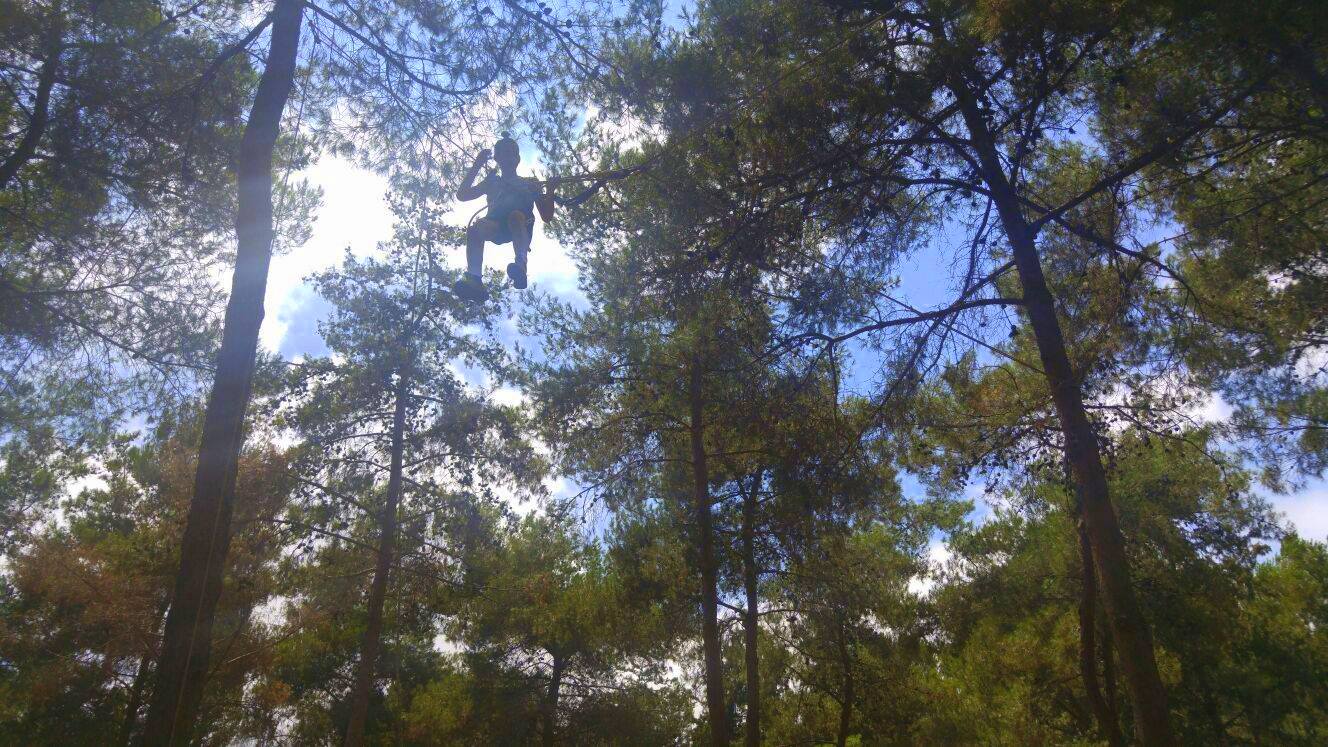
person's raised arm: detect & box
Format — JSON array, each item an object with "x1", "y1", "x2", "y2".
[{"x1": 455, "y1": 148, "x2": 490, "y2": 201}]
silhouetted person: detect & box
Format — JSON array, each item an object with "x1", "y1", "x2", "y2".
[{"x1": 453, "y1": 132, "x2": 553, "y2": 302}]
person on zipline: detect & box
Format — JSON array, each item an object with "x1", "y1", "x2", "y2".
[{"x1": 453, "y1": 132, "x2": 554, "y2": 302}]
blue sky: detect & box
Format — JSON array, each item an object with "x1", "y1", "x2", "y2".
[{"x1": 265, "y1": 140, "x2": 1327, "y2": 545}]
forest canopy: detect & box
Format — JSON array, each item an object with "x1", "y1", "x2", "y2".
[{"x1": 1, "y1": 0, "x2": 1326, "y2": 744}]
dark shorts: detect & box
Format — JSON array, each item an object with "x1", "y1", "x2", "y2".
[{"x1": 485, "y1": 207, "x2": 535, "y2": 245}]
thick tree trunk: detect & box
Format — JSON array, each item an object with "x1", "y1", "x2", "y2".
[
  {"x1": 0, "y1": 21, "x2": 60, "y2": 189},
  {"x1": 344, "y1": 377, "x2": 411, "y2": 746},
  {"x1": 542, "y1": 653, "x2": 565, "y2": 747},
  {"x1": 1079, "y1": 521, "x2": 1125, "y2": 747},
  {"x1": 741, "y1": 476, "x2": 761, "y2": 747},
  {"x1": 836, "y1": 697, "x2": 853, "y2": 747},
  {"x1": 952, "y1": 87, "x2": 1174, "y2": 746},
  {"x1": 140, "y1": 2, "x2": 301, "y2": 743},
  {"x1": 689, "y1": 360, "x2": 728, "y2": 747}
]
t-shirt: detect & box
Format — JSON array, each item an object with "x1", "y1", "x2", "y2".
[{"x1": 479, "y1": 172, "x2": 540, "y2": 219}]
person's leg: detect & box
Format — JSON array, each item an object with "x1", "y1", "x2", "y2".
[
  {"x1": 466, "y1": 219, "x2": 498, "y2": 277},
  {"x1": 457, "y1": 219, "x2": 499, "y2": 302},
  {"x1": 506, "y1": 211, "x2": 531, "y2": 289},
  {"x1": 508, "y1": 211, "x2": 530, "y2": 267}
]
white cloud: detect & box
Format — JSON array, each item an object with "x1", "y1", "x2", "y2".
[
  {"x1": 261, "y1": 155, "x2": 584, "y2": 357},
  {"x1": 262, "y1": 157, "x2": 392, "y2": 352},
  {"x1": 528, "y1": 227, "x2": 581, "y2": 295},
  {"x1": 66, "y1": 469, "x2": 109, "y2": 499},
  {"x1": 490, "y1": 386, "x2": 528, "y2": 408},
  {"x1": 1090, "y1": 372, "x2": 1235, "y2": 436},
  {"x1": 1295, "y1": 344, "x2": 1328, "y2": 381},
  {"x1": 1273, "y1": 479, "x2": 1328, "y2": 541},
  {"x1": 1190, "y1": 390, "x2": 1234, "y2": 424},
  {"x1": 907, "y1": 539, "x2": 952, "y2": 597},
  {"x1": 433, "y1": 634, "x2": 464, "y2": 655}
]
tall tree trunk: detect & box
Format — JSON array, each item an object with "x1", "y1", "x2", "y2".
[
  {"x1": 689, "y1": 359, "x2": 728, "y2": 747},
  {"x1": 542, "y1": 652, "x2": 566, "y2": 747},
  {"x1": 0, "y1": 16, "x2": 60, "y2": 190},
  {"x1": 953, "y1": 88, "x2": 1175, "y2": 746},
  {"x1": 835, "y1": 626, "x2": 853, "y2": 747},
  {"x1": 140, "y1": 2, "x2": 301, "y2": 743},
  {"x1": 741, "y1": 475, "x2": 761, "y2": 747},
  {"x1": 123, "y1": 602, "x2": 169, "y2": 747},
  {"x1": 344, "y1": 376, "x2": 411, "y2": 746},
  {"x1": 1103, "y1": 617, "x2": 1119, "y2": 726},
  {"x1": 1003, "y1": 203, "x2": 1172, "y2": 746},
  {"x1": 118, "y1": 651, "x2": 153, "y2": 747},
  {"x1": 1079, "y1": 520, "x2": 1125, "y2": 747}
]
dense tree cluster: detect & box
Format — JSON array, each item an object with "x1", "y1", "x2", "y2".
[{"x1": 2, "y1": 0, "x2": 1326, "y2": 744}]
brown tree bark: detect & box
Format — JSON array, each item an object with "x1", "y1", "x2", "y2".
[
  {"x1": 1079, "y1": 520, "x2": 1125, "y2": 747},
  {"x1": 140, "y1": 2, "x2": 302, "y2": 743},
  {"x1": 344, "y1": 376, "x2": 411, "y2": 746},
  {"x1": 947, "y1": 78, "x2": 1174, "y2": 745},
  {"x1": 741, "y1": 475, "x2": 762, "y2": 747},
  {"x1": 542, "y1": 652, "x2": 566, "y2": 747},
  {"x1": 1004, "y1": 199, "x2": 1173, "y2": 747},
  {"x1": 689, "y1": 359, "x2": 728, "y2": 747}
]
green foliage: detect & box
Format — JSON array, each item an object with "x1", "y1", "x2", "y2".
[
  {"x1": 0, "y1": 0, "x2": 289, "y2": 439},
  {"x1": 0, "y1": 410, "x2": 293, "y2": 744},
  {"x1": 4, "y1": 0, "x2": 1328, "y2": 743}
]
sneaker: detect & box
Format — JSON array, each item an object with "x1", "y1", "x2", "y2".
[
  {"x1": 453, "y1": 273, "x2": 488, "y2": 303},
  {"x1": 507, "y1": 261, "x2": 528, "y2": 290}
]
